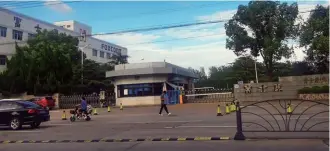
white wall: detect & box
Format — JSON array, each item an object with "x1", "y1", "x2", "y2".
[
  {"x1": 0, "y1": 8, "x2": 128, "y2": 71},
  {"x1": 118, "y1": 96, "x2": 161, "y2": 106},
  {"x1": 53, "y1": 20, "x2": 75, "y2": 31},
  {"x1": 54, "y1": 20, "x2": 92, "y2": 35}
]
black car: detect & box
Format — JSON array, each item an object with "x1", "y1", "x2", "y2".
[{"x1": 0, "y1": 99, "x2": 50, "y2": 130}]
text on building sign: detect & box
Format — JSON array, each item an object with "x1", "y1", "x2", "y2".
[
  {"x1": 303, "y1": 76, "x2": 329, "y2": 84},
  {"x1": 101, "y1": 44, "x2": 121, "y2": 54}
]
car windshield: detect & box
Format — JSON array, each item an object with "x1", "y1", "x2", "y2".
[{"x1": 18, "y1": 101, "x2": 43, "y2": 109}]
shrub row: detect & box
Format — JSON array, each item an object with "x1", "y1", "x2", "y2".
[{"x1": 298, "y1": 86, "x2": 329, "y2": 94}]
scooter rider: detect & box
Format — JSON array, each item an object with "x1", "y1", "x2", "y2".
[{"x1": 80, "y1": 97, "x2": 88, "y2": 115}]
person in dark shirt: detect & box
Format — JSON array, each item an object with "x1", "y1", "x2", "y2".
[
  {"x1": 80, "y1": 97, "x2": 88, "y2": 115},
  {"x1": 159, "y1": 91, "x2": 171, "y2": 116}
]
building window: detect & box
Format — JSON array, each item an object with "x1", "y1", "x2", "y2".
[
  {"x1": 0, "y1": 26, "x2": 7, "y2": 37},
  {"x1": 12, "y1": 30, "x2": 23, "y2": 40},
  {"x1": 0, "y1": 55, "x2": 6, "y2": 65},
  {"x1": 28, "y1": 33, "x2": 35, "y2": 39},
  {"x1": 106, "y1": 53, "x2": 111, "y2": 59},
  {"x1": 117, "y1": 83, "x2": 163, "y2": 98},
  {"x1": 14, "y1": 16, "x2": 22, "y2": 28},
  {"x1": 67, "y1": 25, "x2": 71, "y2": 28},
  {"x1": 92, "y1": 49, "x2": 98, "y2": 56},
  {"x1": 100, "y1": 51, "x2": 104, "y2": 58}
]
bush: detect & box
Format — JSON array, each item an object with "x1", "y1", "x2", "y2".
[
  {"x1": 298, "y1": 87, "x2": 310, "y2": 94},
  {"x1": 298, "y1": 85, "x2": 329, "y2": 94}
]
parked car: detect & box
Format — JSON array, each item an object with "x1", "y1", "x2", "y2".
[
  {"x1": 0, "y1": 99, "x2": 50, "y2": 130},
  {"x1": 31, "y1": 96, "x2": 55, "y2": 110}
]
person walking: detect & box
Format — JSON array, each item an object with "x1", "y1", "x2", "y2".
[{"x1": 159, "y1": 91, "x2": 171, "y2": 116}]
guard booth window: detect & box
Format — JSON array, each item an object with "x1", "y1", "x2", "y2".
[{"x1": 117, "y1": 83, "x2": 163, "y2": 98}]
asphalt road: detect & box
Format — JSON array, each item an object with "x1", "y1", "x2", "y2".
[
  {"x1": 0, "y1": 103, "x2": 328, "y2": 151},
  {"x1": 0, "y1": 140, "x2": 328, "y2": 151}
]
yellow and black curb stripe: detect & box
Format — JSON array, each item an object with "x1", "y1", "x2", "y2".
[{"x1": 0, "y1": 137, "x2": 230, "y2": 144}]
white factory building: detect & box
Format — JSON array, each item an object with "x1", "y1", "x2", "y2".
[{"x1": 0, "y1": 7, "x2": 127, "y2": 71}]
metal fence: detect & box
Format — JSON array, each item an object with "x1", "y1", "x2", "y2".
[
  {"x1": 234, "y1": 99, "x2": 329, "y2": 140},
  {"x1": 167, "y1": 90, "x2": 180, "y2": 104},
  {"x1": 184, "y1": 88, "x2": 233, "y2": 95},
  {"x1": 183, "y1": 89, "x2": 234, "y2": 103},
  {"x1": 58, "y1": 93, "x2": 116, "y2": 109}
]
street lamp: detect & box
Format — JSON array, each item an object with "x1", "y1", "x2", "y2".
[{"x1": 76, "y1": 44, "x2": 91, "y2": 84}]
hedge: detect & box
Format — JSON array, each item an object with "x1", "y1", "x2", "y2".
[{"x1": 297, "y1": 86, "x2": 329, "y2": 94}]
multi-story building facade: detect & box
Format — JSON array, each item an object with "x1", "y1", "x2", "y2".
[{"x1": 0, "y1": 7, "x2": 127, "y2": 71}]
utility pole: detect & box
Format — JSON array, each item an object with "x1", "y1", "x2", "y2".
[
  {"x1": 77, "y1": 31, "x2": 90, "y2": 85},
  {"x1": 254, "y1": 57, "x2": 259, "y2": 83},
  {"x1": 77, "y1": 44, "x2": 90, "y2": 85}
]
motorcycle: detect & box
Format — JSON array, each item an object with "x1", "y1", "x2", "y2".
[{"x1": 69, "y1": 104, "x2": 93, "y2": 122}]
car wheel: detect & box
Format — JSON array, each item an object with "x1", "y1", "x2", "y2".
[
  {"x1": 10, "y1": 118, "x2": 22, "y2": 130},
  {"x1": 30, "y1": 121, "x2": 41, "y2": 128}
]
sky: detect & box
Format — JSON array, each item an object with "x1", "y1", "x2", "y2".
[{"x1": 4, "y1": 0, "x2": 329, "y2": 74}]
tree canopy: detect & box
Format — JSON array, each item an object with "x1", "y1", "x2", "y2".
[
  {"x1": 299, "y1": 5, "x2": 329, "y2": 73},
  {"x1": 225, "y1": 1, "x2": 299, "y2": 80},
  {"x1": 190, "y1": 56, "x2": 316, "y2": 89}
]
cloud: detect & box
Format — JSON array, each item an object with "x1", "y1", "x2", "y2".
[
  {"x1": 44, "y1": 0, "x2": 72, "y2": 13},
  {"x1": 127, "y1": 42, "x2": 236, "y2": 73},
  {"x1": 93, "y1": 33, "x2": 160, "y2": 45},
  {"x1": 163, "y1": 25, "x2": 226, "y2": 42},
  {"x1": 197, "y1": 9, "x2": 236, "y2": 21},
  {"x1": 160, "y1": 9, "x2": 237, "y2": 43}
]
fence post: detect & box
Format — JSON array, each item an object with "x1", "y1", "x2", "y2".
[{"x1": 234, "y1": 101, "x2": 245, "y2": 140}]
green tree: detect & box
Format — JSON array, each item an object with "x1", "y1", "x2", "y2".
[
  {"x1": 228, "y1": 56, "x2": 265, "y2": 83},
  {"x1": 4, "y1": 44, "x2": 29, "y2": 93},
  {"x1": 108, "y1": 54, "x2": 129, "y2": 65},
  {"x1": 208, "y1": 65, "x2": 233, "y2": 88},
  {"x1": 0, "y1": 29, "x2": 120, "y2": 95},
  {"x1": 225, "y1": 1, "x2": 299, "y2": 80},
  {"x1": 187, "y1": 67, "x2": 208, "y2": 87},
  {"x1": 4, "y1": 29, "x2": 82, "y2": 95},
  {"x1": 291, "y1": 61, "x2": 314, "y2": 76},
  {"x1": 299, "y1": 5, "x2": 329, "y2": 73}
]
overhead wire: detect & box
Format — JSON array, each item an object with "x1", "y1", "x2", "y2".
[
  {"x1": 0, "y1": 12, "x2": 225, "y2": 46},
  {"x1": 85, "y1": 8, "x2": 322, "y2": 37},
  {"x1": 124, "y1": 33, "x2": 224, "y2": 46},
  {"x1": 0, "y1": 27, "x2": 225, "y2": 46},
  {"x1": 0, "y1": 1, "x2": 44, "y2": 7},
  {"x1": 102, "y1": 2, "x2": 226, "y2": 21},
  {"x1": 0, "y1": 1, "x2": 83, "y2": 9},
  {"x1": 89, "y1": 20, "x2": 225, "y2": 37}
]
